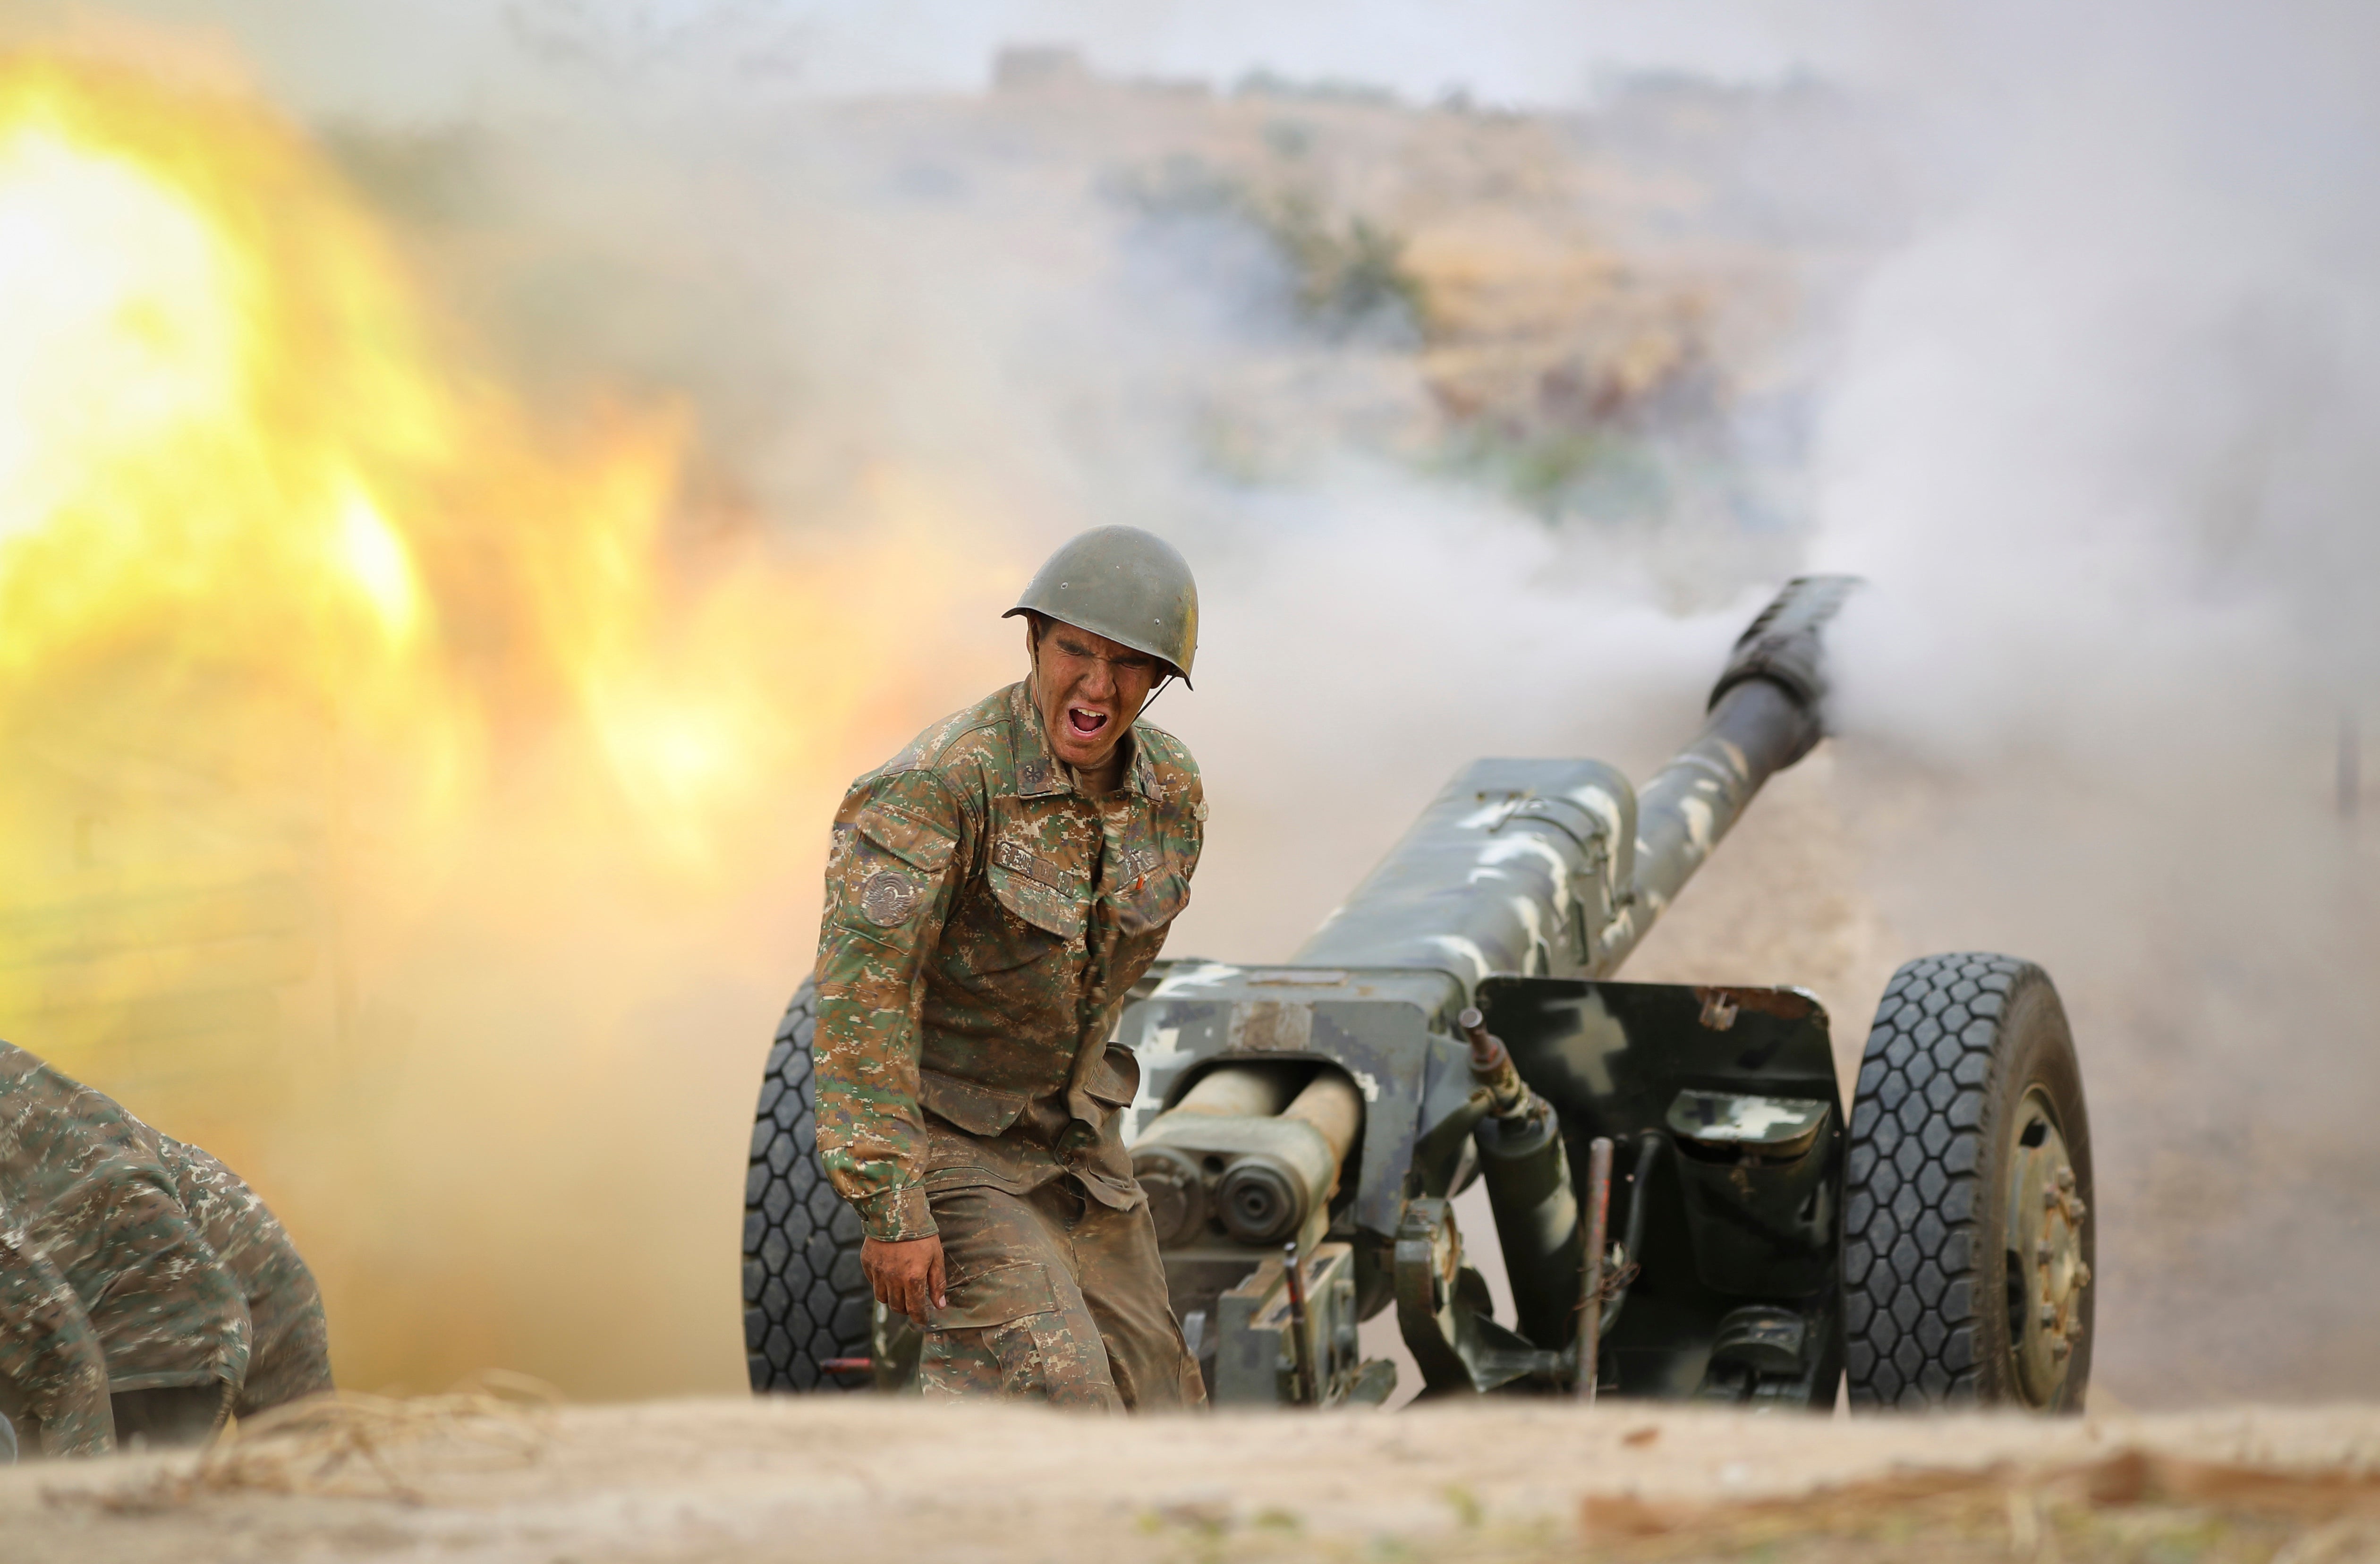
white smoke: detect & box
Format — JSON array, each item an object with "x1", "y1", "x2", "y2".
[
  {"x1": 1817, "y1": 2, "x2": 2380, "y2": 754},
  {"x1": 1802, "y1": 0, "x2": 2380, "y2": 1401}
]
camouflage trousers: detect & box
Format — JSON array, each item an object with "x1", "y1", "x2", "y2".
[{"x1": 919, "y1": 1180, "x2": 1204, "y2": 1411}]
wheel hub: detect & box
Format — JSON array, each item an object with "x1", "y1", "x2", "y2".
[{"x1": 2004, "y1": 1088, "x2": 2089, "y2": 1405}]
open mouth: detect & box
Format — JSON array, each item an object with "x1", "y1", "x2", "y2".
[{"x1": 1066, "y1": 706, "x2": 1110, "y2": 739}]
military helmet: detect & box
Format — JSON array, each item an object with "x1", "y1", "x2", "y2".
[{"x1": 1004, "y1": 525, "x2": 1199, "y2": 684}]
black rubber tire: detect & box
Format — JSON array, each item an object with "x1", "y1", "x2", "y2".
[
  {"x1": 1842, "y1": 953, "x2": 2094, "y2": 1411},
  {"x1": 743, "y1": 978, "x2": 875, "y2": 1392}
]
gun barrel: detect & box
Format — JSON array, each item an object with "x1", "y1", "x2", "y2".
[
  {"x1": 1287, "y1": 575, "x2": 1856, "y2": 997},
  {"x1": 1600, "y1": 576, "x2": 1856, "y2": 969},
  {"x1": 1633, "y1": 681, "x2": 1809, "y2": 919}
]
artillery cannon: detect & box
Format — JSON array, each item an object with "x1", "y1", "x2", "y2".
[{"x1": 744, "y1": 578, "x2": 2095, "y2": 1411}]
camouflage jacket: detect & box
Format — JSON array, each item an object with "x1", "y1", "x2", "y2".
[
  {"x1": 0, "y1": 1043, "x2": 333, "y2": 1456},
  {"x1": 812, "y1": 680, "x2": 1204, "y2": 1241}
]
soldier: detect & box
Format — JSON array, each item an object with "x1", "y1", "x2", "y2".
[
  {"x1": 0, "y1": 1041, "x2": 333, "y2": 1458},
  {"x1": 810, "y1": 525, "x2": 1207, "y2": 1409}
]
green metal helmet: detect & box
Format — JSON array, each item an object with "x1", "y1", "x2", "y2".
[{"x1": 1003, "y1": 525, "x2": 1199, "y2": 684}]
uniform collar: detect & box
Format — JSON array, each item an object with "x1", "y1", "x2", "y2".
[
  {"x1": 1125, "y1": 728, "x2": 1158, "y2": 800},
  {"x1": 1008, "y1": 679, "x2": 1156, "y2": 801}
]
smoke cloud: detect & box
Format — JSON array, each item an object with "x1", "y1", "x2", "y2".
[{"x1": 1803, "y1": 0, "x2": 2380, "y2": 1401}]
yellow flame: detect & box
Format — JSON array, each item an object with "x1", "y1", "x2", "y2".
[
  {"x1": 0, "y1": 52, "x2": 1024, "y2": 1395},
  {"x1": 0, "y1": 120, "x2": 236, "y2": 527},
  {"x1": 0, "y1": 56, "x2": 810, "y2": 850},
  {"x1": 331, "y1": 476, "x2": 422, "y2": 646}
]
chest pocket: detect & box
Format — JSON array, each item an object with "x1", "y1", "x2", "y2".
[
  {"x1": 986, "y1": 836, "x2": 1088, "y2": 942},
  {"x1": 1099, "y1": 799, "x2": 1193, "y2": 939},
  {"x1": 1106, "y1": 865, "x2": 1190, "y2": 938}
]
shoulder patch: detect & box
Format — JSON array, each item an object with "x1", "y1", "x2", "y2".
[{"x1": 858, "y1": 870, "x2": 927, "y2": 926}]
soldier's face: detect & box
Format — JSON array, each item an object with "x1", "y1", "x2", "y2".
[{"x1": 1029, "y1": 620, "x2": 1161, "y2": 770}]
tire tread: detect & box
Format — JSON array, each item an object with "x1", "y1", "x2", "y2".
[
  {"x1": 742, "y1": 980, "x2": 874, "y2": 1393},
  {"x1": 1843, "y1": 952, "x2": 2034, "y2": 1410}
]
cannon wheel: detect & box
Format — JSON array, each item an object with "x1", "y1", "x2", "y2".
[
  {"x1": 1843, "y1": 953, "x2": 2094, "y2": 1411},
  {"x1": 743, "y1": 978, "x2": 876, "y2": 1392}
]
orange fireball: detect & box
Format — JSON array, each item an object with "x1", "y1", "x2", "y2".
[{"x1": 0, "y1": 51, "x2": 1015, "y2": 1394}]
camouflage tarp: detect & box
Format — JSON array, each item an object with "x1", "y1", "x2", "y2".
[{"x1": 0, "y1": 1042, "x2": 332, "y2": 1456}]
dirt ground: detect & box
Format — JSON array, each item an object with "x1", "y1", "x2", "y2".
[{"x1": 8, "y1": 1397, "x2": 2379, "y2": 1564}]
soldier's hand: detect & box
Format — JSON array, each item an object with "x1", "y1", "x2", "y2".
[{"x1": 861, "y1": 1234, "x2": 946, "y2": 1321}]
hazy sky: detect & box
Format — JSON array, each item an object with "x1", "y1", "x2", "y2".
[{"x1": 14, "y1": 0, "x2": 1869, "y2": 120}]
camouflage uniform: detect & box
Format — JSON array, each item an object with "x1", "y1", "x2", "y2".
[
  {"x1": 812, "y1": 680, "x2": 1205, "y2": 1410},
  {"x1": 0, "y1": 1043, "x2": 333, "y2": 1457}
]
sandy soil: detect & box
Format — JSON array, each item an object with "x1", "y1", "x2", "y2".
[{"x1": 8, "y1": 1397, "x2": 2378, "y2": 1564}]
